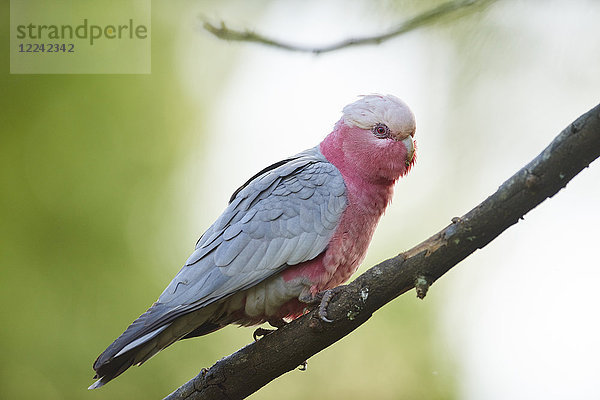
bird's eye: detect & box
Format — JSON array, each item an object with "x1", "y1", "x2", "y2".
[{"x1": 372, "y1": 123, "x2": 390, "y2": 138}]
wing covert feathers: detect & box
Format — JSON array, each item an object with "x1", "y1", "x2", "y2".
[{"x1": 90, "y1": 146, "x2": 347, "y2": 388}]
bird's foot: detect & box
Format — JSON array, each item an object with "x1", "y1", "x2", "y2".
[
  {"x1": 253, "y1": 318, "x2": 287, "y2": 341},
  {"x1": 268, "y1": 318, "x2": 287, "y2": 328},
  {"x1": 301, "y1": 285, "x2": 347, "y2": 323},
  {"x1": 253, "y1": 327, "x2": 274, "y2": 341}
]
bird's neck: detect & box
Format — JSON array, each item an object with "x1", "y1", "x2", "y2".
[{"x1": 320, "y1": 124, "x2": 397, "y2": 212}]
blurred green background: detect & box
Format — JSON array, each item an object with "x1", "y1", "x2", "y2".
[{"x1": 2, "y1": 1, "x2": 600, "y2": 399}]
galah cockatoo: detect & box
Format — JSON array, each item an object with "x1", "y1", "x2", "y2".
[{"x1": 90, "y1": 94, "x2": 416, "y2": 389}]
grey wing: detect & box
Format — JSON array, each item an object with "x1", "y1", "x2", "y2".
[
  {"x1": 90, "y1": 147, "x2": 347, "y2": 387},
  {"x1": 153, "y1": 146, "x2": 347, "y2": 326}
]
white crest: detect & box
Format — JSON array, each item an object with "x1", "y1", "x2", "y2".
[{"x1": 342, "y1": 94, "x2": 416, "y2": 136}]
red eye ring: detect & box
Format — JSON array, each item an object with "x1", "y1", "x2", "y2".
[{"x1": 372, "y1": 123, "x2": 390, "y2": 138}]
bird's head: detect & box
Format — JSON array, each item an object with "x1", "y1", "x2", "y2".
[{"x1": 321, "y1": 94, "x2": 416, "y2": 184}]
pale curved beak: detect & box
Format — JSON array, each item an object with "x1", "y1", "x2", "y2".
[{"x1": 401, "y1": 136, "x2": 415, "y2": 165}]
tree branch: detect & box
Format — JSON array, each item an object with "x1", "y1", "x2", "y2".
[
  {"x1": 164, "y1": 103, "x2": 600, "y2": 400},
  {"x1": 202, "y1": 0, "x2": 498, "y2": 54}
]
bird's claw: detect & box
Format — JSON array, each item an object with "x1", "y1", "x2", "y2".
[
  {"x1": 299, "y1": 286, "x2": 347, "y2": 323},
  {"x1": 318, "y1": 290, "x2": 336, "y2": 323},
  {"x1": 298, "y1": 360, "x2": 308, "y2": 371},
  {"x1": 253, "y1": 319, "x2": 287, "y2": 341},
  {"x1": 316, "y1": 286, "x2": 346, "y2": 323},
  {"x1": 253, "y1": 327, "x2": 274, "y2": 341}
]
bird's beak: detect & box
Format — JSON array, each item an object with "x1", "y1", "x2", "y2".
[{"x1": 401, "y1": 136, "x2": 415, "y2": 166}]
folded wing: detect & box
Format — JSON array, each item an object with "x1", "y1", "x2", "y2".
[{"x1": 91, "y1": 146, "x2": 347, "y2": 387}]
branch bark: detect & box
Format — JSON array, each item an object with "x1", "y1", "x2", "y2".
[
  {"x1": 202, "y1": 0, "x2": 498, "y2": 54},
  {"x1": 164, "y1": 103, "x2": 600, "y2": 400}
]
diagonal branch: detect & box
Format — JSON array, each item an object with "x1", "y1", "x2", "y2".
[
  {"x1": 164, "y1": 103, "x2": 600, "y2": 400},
  {"x1": 202, "y1": 0, "x2": 499, "y2": 54}
]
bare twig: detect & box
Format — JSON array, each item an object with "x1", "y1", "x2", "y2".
[
  {"x1": 164, "y1": 104, "x2": 600, "y2": 400},
  {"x1": 202, "y1": 0, "x2": 499, "y2": 54}
]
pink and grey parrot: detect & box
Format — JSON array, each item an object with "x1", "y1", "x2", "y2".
[{"x1": 90, "y1": 94, "x2": 416, "y2": 389}]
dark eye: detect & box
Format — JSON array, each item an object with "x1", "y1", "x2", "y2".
[{"x1": 372, "y1": 123, "x2": 390, "y2": 138}]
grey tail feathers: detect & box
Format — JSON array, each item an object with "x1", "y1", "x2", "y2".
[
  {"x1": 89, "y1": 304, "x2": 223, "y2": 389},
  {"x1": 89, "y1": 304, "x2": 173, "y2": 389}
]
